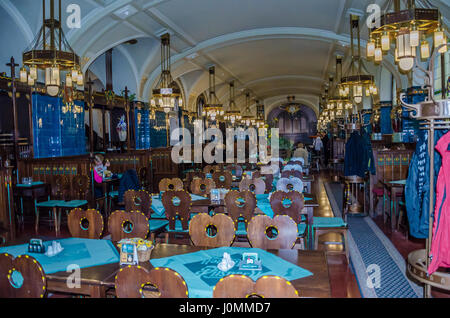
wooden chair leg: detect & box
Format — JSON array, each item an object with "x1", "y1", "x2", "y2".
[
  {"x1": 343, "y1": 229, "x2": 349, "y2": 265},
  {"x1": 164, "y1": 232, "x2": 169, "y2": 244},
  {"x1": 35, "y1": 208, "x2": 40, "y2": 234},
  {"x1": 150, "y1": 233, "x2": 155, "y2": 242}
]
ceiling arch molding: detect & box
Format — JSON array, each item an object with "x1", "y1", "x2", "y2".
[
  {"x1": 116, "y1": 45, "x2": 140, "y2": 95},
  {"x1": 0, "y1": 0, "x2": 34, "y2": 44}
]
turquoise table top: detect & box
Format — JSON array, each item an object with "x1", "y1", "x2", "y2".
[
  {"x1": 389, "y1": 180, "x2": 406, "y2": 185},
  {"x1": 150, "y1": 246, "x2": 313, "y2": 298},
  {"x1": 16, "y1": 181, "x2": 44, "y2": 187},
  {"x1": 0, "y1": 238, "x2": 119, "y2": 274}
]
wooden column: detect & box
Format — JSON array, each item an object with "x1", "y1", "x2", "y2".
[
  {"x1": 102, "y1": 106, "x2": 106, "y2": 152},
  {"x1": 105, "y1": 49, "x2": 113, "y2": 92},
  {"x1": 441, "y1": 53, "x2": 447, "y2": 100},
  {"x1": 124, "y1": 87, "x2": 131, "y2": 151},
  {"x1": 6, "y1": 57, "x2": 19, "y2": 167},
  {"x1": 27, "y1": 87, "x2": 34, "y2": 158},
  {"x1": 86, "y1": 78, "x2": 94, "y2": 154}
]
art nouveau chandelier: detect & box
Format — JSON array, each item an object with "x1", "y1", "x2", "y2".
[
  {"x1": 255, "y1": 101, "x2": 265, "y2": 128},
  {"x1": 151, "y1": 33, "x2": 181, "y2": 113},
  {"x1": 203, "y1": 66, "x2": 224, "y2": 121},
  {"x1": 366, "y1": 0, "x2": 444, "y2": 73},
  {"x1": 339, "y1": 15, "x2": 378, "y2": 105},
  {"x1": 327, "y1": 56, "x2": 352, "y2": 118},
  {"x1": 240, "y1": 92, "x2": 255, "y2": 126},
  {"x1": 223, "y1": 81, "x2": 241, "y2": 125},
  {"x1": 19, "y1": 0, "x2": 83, "y2": 96}
]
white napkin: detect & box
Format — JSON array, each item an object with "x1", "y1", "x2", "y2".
[{"x1": 217, "y1": 252, "x2": 235, "y2": 272}]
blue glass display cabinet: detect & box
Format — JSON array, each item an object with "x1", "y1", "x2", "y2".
[{"x1": 32, "y1": 93, "x2": 86, "y2": 158}]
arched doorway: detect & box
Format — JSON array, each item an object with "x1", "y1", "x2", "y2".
[{"x1": 267, "y1": 104, "x2": 317, "y2": 146}]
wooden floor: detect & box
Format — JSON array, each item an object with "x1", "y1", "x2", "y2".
[{"x1": 16, "y1": 169, "x2": 450, "y2": 298}]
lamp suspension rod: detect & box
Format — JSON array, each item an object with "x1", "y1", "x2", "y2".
[{"x1": 43, "y1": 0, "x2": 46, "y2": 50}]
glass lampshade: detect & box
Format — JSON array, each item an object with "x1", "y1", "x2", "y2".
[
  {"x1": 381, "y1": 32, "x2": 390, "y2": 51},
  {"x1": 29, "y1": 65, "x2": 37, "y2": 80},
  {"x1": 420, "y1": 41, "x2": 430, "y2": 59},
  {"x1": 20, "y1": 67, "x2": 27, "y2": 83},
  {"x1": 367, "y1": 41, "x2": 375, "y2": 57}
]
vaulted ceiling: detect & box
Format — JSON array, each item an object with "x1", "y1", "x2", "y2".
[{"x1": 0, "y1": 0, "x2": 449, "y2": 116}]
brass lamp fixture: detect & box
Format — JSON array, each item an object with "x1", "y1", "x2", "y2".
[
  {"x1": 20, "y1": 0, "x2": 82, "y2": 96},
  {"x1": 255, "y1": 101, "x2": 265, "y2": 128},
  {"x1": 339, "y1": 15, "x2": 378, "y2": 105},
  {"x1": 327, "y1": 56, "x2": 352, "y2": 118},
  {"x1": 151, "y1": 33, "x2": 181, "y2": 114},
  {"x1": 241, "y1": 92, "x2": 254, "y2": 126},
  {"x1": 367, "y1": 0, "x2": 444, "y2": 73},
  {"x1": 203, "y1": 66, "x2": 224, "y2": 121},
  {"x1": 223, "y1": 81, "x2": 241, "y2": 125}
]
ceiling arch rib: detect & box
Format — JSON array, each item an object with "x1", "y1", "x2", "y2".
[
  {"x1": 0, "y1": 0, "x2": 34, "y2": 44},
  {"x1": 142, "y1": 27, "x2": 352, "y2": 99}
]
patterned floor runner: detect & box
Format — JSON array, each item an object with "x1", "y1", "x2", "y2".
[{"x1": 324, "y1": 181, "x2": 423, "y2": 298}]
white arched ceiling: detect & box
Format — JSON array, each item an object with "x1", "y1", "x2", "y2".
[{"x1": 0, "y1": 0, "x2": 449, "y2": 113}]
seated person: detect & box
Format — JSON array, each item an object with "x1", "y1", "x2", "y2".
[
  {"x1": 293, "y1": 143, "x2": 309, "y2": 166},
  {"x1": 93, "y1": 154, "x2": 111, "y2": 199}
]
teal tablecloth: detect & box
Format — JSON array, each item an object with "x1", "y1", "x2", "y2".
[
  {"x1": 150, "y1": 246, "x2": 313, "y2": 298},
  {"x1": 16, "y1": 181, "x2": 44, "y2": 187},
  {"x1": 389, "y1": 179, "x2": 406, "y2": 185},
  {"x1": 0, "y1": 238, "x2": 119, "y2": 274},
  {"x1": 151, "y1": 194, "x2": 208, "y2": 218}
]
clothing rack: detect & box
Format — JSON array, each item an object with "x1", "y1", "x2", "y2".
[{"x1": 401, "y1": 45, "x2": 450, "y2": 297}]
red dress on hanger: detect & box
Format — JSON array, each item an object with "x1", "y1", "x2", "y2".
[{"x1": 429, "y1": 131, "x2": 450, "y2": 275}]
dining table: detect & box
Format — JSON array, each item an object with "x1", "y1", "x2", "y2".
[
  {"x1": 381, "y1": 179, "x2": 406, "y2": 231},
  {"x1": 0, "y1": 239, "x2": 331, "y2": 298}
]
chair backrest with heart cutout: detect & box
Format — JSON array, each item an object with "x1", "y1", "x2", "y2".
[
  {"x1": 67, "y1": 208, "x2": 104, "y2": 239},
  {"x1": 189, "y1": 213, "x2": 235, "y2": 247},
  {"x1": 212, "y1": 171, "x2": 232, "y2": 189},
  {"x1": 72, "y1": 175, "x2": 89, "y2": 199},
  {"x1": 190, "y1": 178, "x2": 215, "y2": 197},
  {"x1": 53, "y1": 175, "x2": 70, "y2": 200},
  {"x1": 158, "y1": 178, "x2": 184, "y2": 192},
  {"x1": 225, "y1": 164, "x2": 243, "y2": 177},
  {"x1": 270, "y1": 191, "x2": 305, "y2": 223},
  {"x1": 161, "y1": 190, "x2": 191, "y2": 231},
  {"x1": 213, "y1": 274, "x2": 299, "y2": 298},
  {"x1": 253, "y1": 171, "x2": 275, "y2": 194},
  {"x1": 108, "y1": 210, "x2": 149, "y2": 242},
  {"x1": 124, "y1": 190, "x2": 152, "y2": 217},
  {"x1": 115, "y1": 265, "x2": 188, "y2": 298},
  {"x1": 239, "y1": 178, "x2": 266, "y2": 195},
  {"x1": 276, "y1": 177, "x2": 304, "y2": 193},
  {"x1": 224, "y1": 190, "x2": 257, "y2": 229},
  {"x1": 247, "y1": 215, "x2": 298, "y2": 249},
  {"x1": 203, "y1": 165, "x2": 221, "y2": 174},
  {"x1": 281, "y1": 170, "x2": 302, "y2": 179},
  {"x1": 0, "y1": 253, "x2": 47, "y2": 298}
]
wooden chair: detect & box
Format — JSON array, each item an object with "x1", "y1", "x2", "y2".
[
  {"x1": 190, "y1": 178, "x2": 215, "y2": 197},
  {"x1": 158, "y1": 178, "x2": 184, "y2": 192},
  {"x1": 225, "y1": 164, "x2": 243, "y2": 178},
  {"x1": 247, "y1": 215, "x2": 298, "y2": 249},
  {"x1": 253, "y1": 170, "x2": 274, "y2": 193},
  {"x1": 67, "y1": 208, "x2": 104, "y2": 239},
  {"x1": 108, "y1": 210, "x2": 149, "y2": 242},
  {"x1": 124, "y1": 190, "x2": 152, "y2": 216},
  {"x1": 161, "y1": 190, "x2": 192, "y2": 243},
  {"x1": 124, "y1": 190, "x2": 167, "y2": 240},
  {"x1": 203, "y1": 165, "x2": 221, "y2": 174},
  {"x1": 189, "y1": 213, "x2": 236, "y2": 247},
  {"x1": 185, "y1": 171, "x2": 206, "y2": 190},
  {"x1": 270, "y1": 191, "x2": 307, "y2": 249},
  {"x1": 72, "y1": 175, "x2": 90, "y2": 200},
  {"x1": 212, "y1": 171, "x2": 232, "y2": 189},
  {"x1": 270, "y1": 191, "x2": 304, "y2": 223},
  {"x1": 213, "y1": 274, "x2": 299, "y2": 298},
  {"x1": 0, "y1": 253, "x2": 47, "y2": 298},
  {"x1": 281, "y1": 170, "x2": 302, "y2": 179},
  {"x1": 224, "y1": 190, "x2": 257, "y2": 237},
  {"x1": 239, "y1": 178, "x2": 266, "y2": 195},
  {"x1": 139, "y1": 167, "x2": 149, "y2": 190},
  {"x1": 115, "y1": 266, "x2": 188, "y2": 298},
  {"x1": 313, "y1": 220, "x2": 349, "y2": 264}
]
